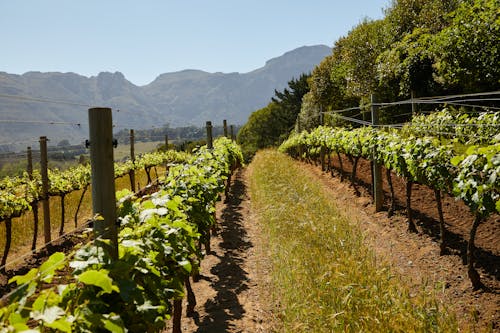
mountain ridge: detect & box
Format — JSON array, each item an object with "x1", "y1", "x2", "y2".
[{"x1": 0, "y1": 44, "x2": 331, "y2": 150}]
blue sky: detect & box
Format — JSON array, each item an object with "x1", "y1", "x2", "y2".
[{"x1": 1, "y1": 1, "x2": 389, "y2": 86}]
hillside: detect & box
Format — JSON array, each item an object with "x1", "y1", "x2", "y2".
[{"x1": 0, "y1": 45, "x2": 331, "y2": 151}]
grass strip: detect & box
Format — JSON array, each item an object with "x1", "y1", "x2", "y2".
[{"x1": 248, "y1": 149, "x2": 458, "y2": 332}]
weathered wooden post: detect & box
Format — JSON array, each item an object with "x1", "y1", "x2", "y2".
[
  {"x1": 27, "y1": 147, "x2": 39, "y2": 250},
  {"x1": 371, "y1": 95, "x2": 383, "y2": 211},
  {"x1": 223, "y1": 119, "x2": 228, "y2": 138},
  {"x1": 230, "y1": 125, "x2": 235, "y2": 141},
  {"x1": 129, "y1": 129, "x2": 136, "y2": 192},
  {"x1": 206, "y1": 121, "x2": 213, "y2": 149},
  {"x1": 39, "y1": 136, "x2": 51, "y2": 244},
  {"x1": 88, "y1": 107, "x2": 118, "y2": 259}
]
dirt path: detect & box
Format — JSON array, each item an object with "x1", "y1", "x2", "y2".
[
  {"x1": 164, "y1": 167, "x2": 274, "y2": 333},
  {"x1": 168, "y1": 160, "x2": 498, "y2": 332}
]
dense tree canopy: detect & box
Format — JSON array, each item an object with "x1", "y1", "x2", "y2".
[{"x1": 434, "y1": 0, "x2": 500, "y2": 92}]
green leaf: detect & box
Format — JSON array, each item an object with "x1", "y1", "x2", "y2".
[
  {"x1": 9, "y1": 268, "x2": 38, "y2": 285},
  {"x1": 31, "y1": 305, "x2": 65, "y2": 323},
  {"x1": 141, "y1": 200, "x2": 155, "y2": 210},
  {"x1": 45, "y1": 318, "x2": 72, "y2": 332},
  {"x1": 450, "y1": 155, "x2": 463, "y2": 166},
  {"x1": 496, "y1": 200, "x2": 500, "y2": 213},
  {"x1": 9, "y1": 312, "x2": 29, "y2": 330},
  {"x1": 39, "y1": 252, "x2": 66, "y2": 282},
  {"x1": 77, "y1": 269, "x2": 118, "y2": 294},
  {"x1": 178, "y1": 260, "x2": 192, "y2": 273},
  {"x1": 102, "y1": 314, "x2": 125, "y2": 333}
]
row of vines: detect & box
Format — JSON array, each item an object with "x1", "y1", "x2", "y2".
[
  {"x1": 0, "y1": 137, "x2": 243, "y2": 332},
  {"x1": 0, "y1": 150, "x2": 190, "y2": 273},
  {"x1": 279, "y1": 109, "x2": 499, "y2": 290}
]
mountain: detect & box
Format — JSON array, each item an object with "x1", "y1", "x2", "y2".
[{"x1": 0, "y1": 45, "x2": 331, "y2": 151}]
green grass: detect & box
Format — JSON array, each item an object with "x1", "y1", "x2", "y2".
[{"x1": 248, "y1": 149, "x2": 459, "y2": 332}]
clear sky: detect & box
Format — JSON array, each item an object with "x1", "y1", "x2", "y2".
[{"x1": 1, "y1": 1, "x2": 390, "y2": 86}]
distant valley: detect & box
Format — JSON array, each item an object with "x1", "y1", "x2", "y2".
[{"x1": 0, "y1": 45, "x2": 331, "y2": 150}]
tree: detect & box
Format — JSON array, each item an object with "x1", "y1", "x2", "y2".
[
  {"x1": 434, "y1": 0, "x2": 500, "y2": 93},
  {"x1": 384, "y1": 0, "x2": 459, "y2": 37},
  {"x1": 296, "y1": 92, "x2": 321, "y2": 132},
  {"x1": 337, "y1": 19, "x2": 391, "y2": 99},
  {"x1": 271, "y1": 73, "x2": 311, "y2": 129},
  {"x1": 376, "y1": 28, "x2": 441, "y2": 98},
  {"x1": 237, "y1": 102, "x2": 285, "y2": 158}
]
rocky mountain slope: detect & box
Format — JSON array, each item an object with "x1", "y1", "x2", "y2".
[{"x1": 0, "y1": 45, "x2": 331, "y2": 150}]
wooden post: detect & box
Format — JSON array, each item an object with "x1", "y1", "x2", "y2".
[
  {"x1": 88, "y1": 107, "x2": 118, "y2": 259},
  {"x1": 165, "y1": 134, "x2": 169, "y2": 150},
  {"x1": 39, "y1": 136, "x2": 51, "y2": 244},
  {"x1": 27, "y1": 147, "x2": 39, "y2": 250},
  {"x1": 27, "y1": 146, "x2": 33, "y2": 176},
  {"x1": 230, "y1": 125, "x2": 235, "y2": 141},
  {"x1": 129, "y1": 129, "x2": 136, "y2": 193},
  {"x1": 371, "y1": 95, "x2": 383, "y2": 212},
  {"x1": 206, "y1": 121, "x2": 213, "y2": 149},
  {"x1": 223, "y1": 119, "x2": 228, "y2": 138}
]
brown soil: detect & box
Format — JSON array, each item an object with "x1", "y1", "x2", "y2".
[
  {"x1": 164, "y1": 157, "x2": 498, "y2": 332},
  {"x1": 163, "y1": 167, "x2": 275, "y2": 333}
]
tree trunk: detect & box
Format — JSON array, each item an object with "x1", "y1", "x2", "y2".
[
  {"x1": 224, "y1": 173, "x2": 231, "y2": 202},
  {"x1": 128, "y1": 170, "x2": 136, "y2": 193},
  {"x1": 172, "y1": 299, "x2": 182, "y2": 333},
  {"x1": 31, "y1": 202, "x2": 39, "y2": 250},
  {"x1": 204, "y1": 228, "x2": 211, "y2": 254},
  {"x1": 59, "y1": 194, "x2": 66, "y2": 236},
  {"x1": 468, "y1": 215, "x2": 485, "y2": 290},
  {"x1": 370, "y1": 161, "x2": 374, "y2": 201},
  {"x1": 74, "y1": 184, "x2": 89, "y2": 228},
  {"x1": 406, "y1": 181, "x2": 418, "y2": 233},
  {"x1": 327, "y1": 149, "x2": 331, "y2": 173},
  {"x1": 386, "y1": 169, "x2": 395, "y2": 217},
  {"x1": 211, "y1": 211, "x2": 218, "y2": 236},
  {"x1": 434, "y1": 190, "x2": 447, "y2": 255},
  {"x1": 154, "y1": 166, "x2": 158, "y2": 181},
  {"x1": 320, "y1": 146, "x2": 326, "y2": 171},
  {"x1": 145, "y1": 167, "x2": 152, "y2": 184},
  {"x1": 337, "y1": 153, "x2": 344, "y2": 181},
  {"x1": 1, "y1": 218, "x2": 12, "y2": 274},
  {"x1": 351, "y1": 156, "x2": 359, "y2": 183},
  {"x1": 351, "y1": 156, "x2": 360, "y2": 196},
  {"x1": 185, "y1": 277, "x2": 196, "y2": 317}
]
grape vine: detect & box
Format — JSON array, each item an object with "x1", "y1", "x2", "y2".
[
  {"x1": 279, "y1": 119, "x2": 499, "y2": 289},
  {"x1": 0, "y1": 137, "x2": 243, "y2": 332}
]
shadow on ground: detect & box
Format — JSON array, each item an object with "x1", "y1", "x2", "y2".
[{"x1": 194, "y1": 169, "x2": 253, "y2": 332}]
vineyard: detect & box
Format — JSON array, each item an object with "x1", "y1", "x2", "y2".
[
  {"x1": 0, "y1": 107, "x2": 497, "y2": 331},
  {"x1": 0, "y1": 136, "x2": 243, "y2": 332},
  {"x1": 279, "y1": 108, "x2": 500, "y2": 290},
  {"x1": 0, "y1": 149, "x2": 190, "y2": 272}
]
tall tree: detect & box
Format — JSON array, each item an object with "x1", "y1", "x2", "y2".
[
  {"x1": 434, "y1": 0, "x2": 500, "y2": 93},
  {"x1": 384, "y1": 0, "x2": 459, "y2": 37},
  {"x1": 271, "y1": 73, "x2": 311, "y2": 128}
]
